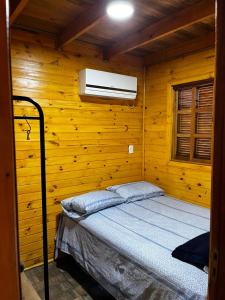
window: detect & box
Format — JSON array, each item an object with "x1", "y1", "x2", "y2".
[{"x1": 173, "y1": 79, "x2": 214, "y2": 164}]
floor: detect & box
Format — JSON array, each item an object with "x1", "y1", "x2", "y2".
[
  {"x1": 25, "y1": 257, "x2": 115, "y2": 300},
  {"x1": 21, "y1": 272, "x2": 41, "y2": 300}
]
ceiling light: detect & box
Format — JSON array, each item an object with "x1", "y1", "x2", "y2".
[{"x1": 106, "y1": 1, "x2": 134, "y2": 21}]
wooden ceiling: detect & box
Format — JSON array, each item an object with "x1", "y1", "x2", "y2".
[{"x1": 11, "y1": 0, "x2": 215, "y2": 65}]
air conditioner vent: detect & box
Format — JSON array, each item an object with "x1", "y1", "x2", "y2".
[{"x1": 79, "y1": 69, "x2": 137, "y2": 100}]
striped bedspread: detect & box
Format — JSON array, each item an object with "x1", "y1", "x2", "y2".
[{"x1": 55, "y1": 195, "x2": 210, "y2": 300}]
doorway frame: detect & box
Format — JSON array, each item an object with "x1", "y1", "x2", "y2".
[
  {"x1": 0, "y1": 0, "x2": 21, "y2": 299},
  {"x1": 208, "y1": 0, "x2": 225, "y2": 298},
  {"x1": 1, "y1": 0, "x2": 225, "y2": 299}
]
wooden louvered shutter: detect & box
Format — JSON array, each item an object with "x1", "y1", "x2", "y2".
[
  {"x1": 175, "y1": 87, "x2": 192, "y2": 159},
  {"x1": 173, "y1": 80, "x2": 213, "y2": 164},
  {"x1": 194, "y1": 83, "x2": 213, "y2": 161}
]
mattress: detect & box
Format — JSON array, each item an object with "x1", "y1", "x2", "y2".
[{"x1": 55, "y1": 195, "x2": 210, "y2": 300}]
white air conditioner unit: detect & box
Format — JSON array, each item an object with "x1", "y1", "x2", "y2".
[{"x1": 79, "y1": 69, "x2": 137, "y2": 100}]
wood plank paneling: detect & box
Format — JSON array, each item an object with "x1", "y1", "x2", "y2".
[
  {"x1": 11, "y1": 29, "x2": 144, "y2": 268},
  {"x1": 105, "y1": 0, "x2": 215, "y2": 59},
  {"x1": 10, "y1": 0, "x2": 29, "y2": 24},
  {"x1": 12, "y1": 27, "x2": 215, "y2": 270},
  {"x1": 144, "y1": 33, "x2": 215, "y2": 66},
  {"x1": 57, "y1": 0, "x2": 106, "y2": 47},
  {"x1": 144, "y1": 48, "x2": 215, "y2": 207}
]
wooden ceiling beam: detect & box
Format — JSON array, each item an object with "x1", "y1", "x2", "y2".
[
  {"x1": 105, "y1": 0, "x2": 215, "y2": 59},
  {"x1": 57, "y1": 0, "x2": 106, "y2": 48},
  {"x1": 10, "y1": 0, "x2": 29, "y2": 25},
  {"x1": 144, "y1": 32, "x2": 215, "y2": 66}
]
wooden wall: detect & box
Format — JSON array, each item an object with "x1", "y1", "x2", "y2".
[
  {"x1": 12, "y1": 27, "x2": 215, "y2": 268},
  {"x1": 11, "y1": 29, "x2": 144, "y2": 267},
  {"x1": 144, "y1": 48, "x2": 215, "y2": 208}
]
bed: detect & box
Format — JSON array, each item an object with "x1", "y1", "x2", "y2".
[{"x1": 55, "y1": 195, "x2": 210, "y2": 300}]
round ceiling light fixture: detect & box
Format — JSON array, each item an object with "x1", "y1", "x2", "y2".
[{"x1": 106, "y1": 1, "x2": 134, "y2": 21}]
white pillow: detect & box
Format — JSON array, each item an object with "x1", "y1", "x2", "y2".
[
  {"x1": 61, "y1": 190, "x2": 125, "y2": 216},
  {"x1": 107, "y1": 181, "x2": 164, "y2": 202}
]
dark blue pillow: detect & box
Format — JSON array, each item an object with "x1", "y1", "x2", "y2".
[{"x1": 172, "y1": 232, "x2": 209, "y2": 271}]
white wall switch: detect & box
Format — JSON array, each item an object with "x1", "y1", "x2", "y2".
[{"x1": 128, "y1": 145, "x2": 134, "y2": 154}]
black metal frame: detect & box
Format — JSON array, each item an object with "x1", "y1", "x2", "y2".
[{"x1": 13, "y1": 95, "x2": 49, "y2": 300}]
